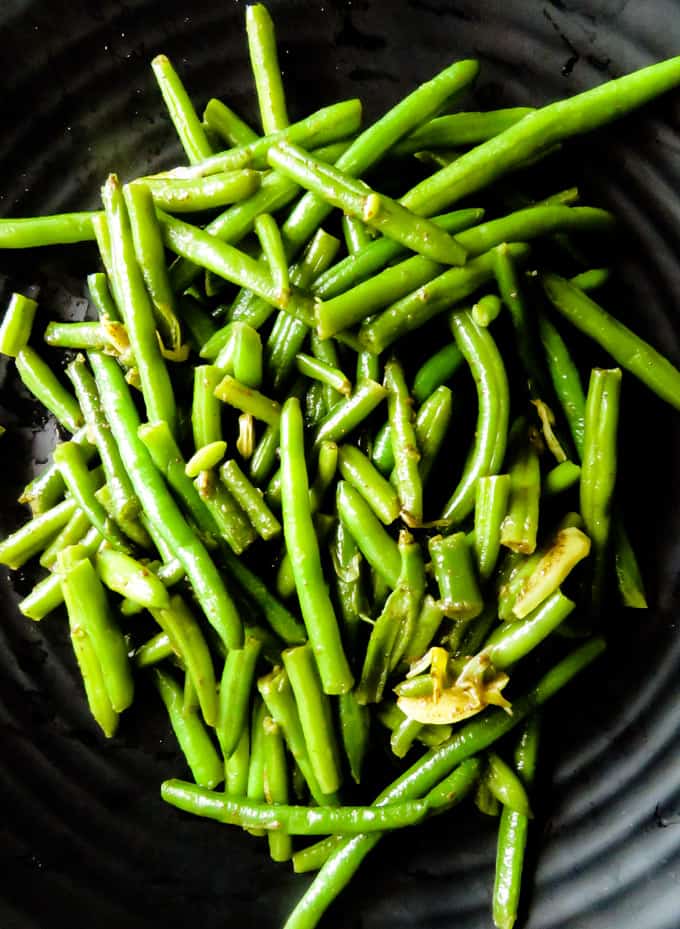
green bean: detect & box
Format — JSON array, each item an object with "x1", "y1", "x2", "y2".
[
  {"x1": 329, "y1": 518, "x2": 366, "y2": 656},
  {"x1": 342, "y1": 215, "x2": 371, "y2": 254},
  {"x1": 143, "y1": 170, "x2": 260, "y2": 213},
  {"x1": 493, "y1": 716, "x2": 541, "y2": 929},
  {"x1": 429, "y1": 532, "x2": 483, "y2": 621},
  {"x1": 67, "y1": 354, "x2": 141, "y2": 529},
  {"x1": 612, "y1": 515, "x2": 647, "y2": 609},
  {"x1": 220, "y1": 459, "x2": 281, "y2": 540},
  {"x1": 258, "y1": 666, "x2": 336, "y2": 806},
  {"x1": 43, "y1": 321, "x2": 108, "y2": 351},
  {"x1": 315, "y1": 378, "x2": 387, "y2": 446},
  {"x1": 338, "y1": 691, "x2": 370, "y2": 785},
  {"x1": 150, "y1": 593, "x2": 219, "y2": 728},
  {"x1": 52, "y1": 441, "x2": 130, "y2": 552},
  {"x1": 261, "y1": 716, "x2": 293, "y2": 862},
  {"x1": 40, "y1": 506, "x2": 91, "y2": 569},
  {"x1": 185, "y1": 441, "x2": 227, "y2": 478},
  {"x1": 18, "y1": 524, "x2": 101, "y2": 620},
  {"x1": 102, "y1": 175, "x2": 177, "y2": 434},
  {"x1": 486, "y1": 752, "x2": 531, "y2": 817},
  {"x1": 493, "y1": 243, "x2": 548, "y2": 397},
  {"x1": 0, "y1": 292, "x2": 38, "y2": 356},
  {"x1": 195, "y1": 469, "x2": 257, "y2": 555},
  {"x1": 153, "y1": 668, "x2": 222, "y2": 789},
  {"x1": 269, "y1": 142, "x2": 467, "y2": 266},
  {"x1": 95, "y1": 548, "x2": 170, "y2": 609},
  {"x1": 336, "y1": 481, "x2": 401, "y2": 588},
  {"x1": 19, "y1": 428, "x2": 95, "y2": 518},
  {"x1": 68, "y1": 602, "x2": 118, "y2": 738},
  {"x1": 217, "y1": 322, "x2": 264, "y2": 388},
  {"x1": 356, "y1": 350, "x2": 380, "y2": 384},
  {"x1": 580, "y1": 367, "x2": 621, "y2": 606},
  {"x1": 283, "y1": 644, "x2": 342, "y2": 795},
  {"x1": 296, "y1": 353, "x2": 352, "y2": 399},
  {"x1": 544, "y1": 460, "x2": 581, "y2": 496},
  {"x1": 394, "y1": 108, "x2": 534, "y2": 155},
  {"x1": 255, "y1": 213, "x2": 289, "y2": 303},
  {"x1": 0, "y1": 211, "x2": 99, "y2": 249},
  {"x1": 151, "y1": 54, "x2": 213, "y2": 165},
  {"x1": 0, "y1": 496, "x2": 79, "y2": 570},
  {"x1": 226, "y1": 726, "x2": 251, "y2": 797},
  {"x1": 570, "y1": 267, "x2": 610, "y2": 291},
  {"x1": 543, "y1": 272, "x2": 680, "y2": 410},
  {"x1": 284, "y1": 639, "x2": 604, "y2": 929},
  {"x1": 165, "y1": 99, "x2": 362, "y2": 179},
  {"x1": 472, "y1": 293, "x2": 502, "y2": 328},
  {"x1": 384, "y1": 360, "x2": 422, "y2": 526},
  {"x1": 400, "y1": 56, "x2": 680, "y2": 217},
  {"x1": 360, "y1": 244, "x2": 529, "y2": 355},
  {"x1": 218, "y1": 634, "x2": 263, "y2": 758},
  {"x1": 87, "y1": 271, "x2": 119, "y2": 323},
  {"x1": 91, "y1": 352, "x2": 243, "y2": 649},
  {"x1": 203, "y1": 98, "x2": 259, "y2": 147},
  {"x1": 160, "y1": 212, "x2": 316, "y2": 325},
  {"x1": 500, "y1": 436, "x2": 541, "y2": 555},
  {"x1": 190, "y1": 366, "x2": 223, "y2": 450},
  {"x1": 134, "y1": 630, "x2": 175, "y2": 668},
  {"x1": 162, "y1": 777, "x2": 432, "y2": 835},
  {"x1": 245, "y1": 3, "x2": 289, "y2": 134},
  {"x1": 474, "y1": 475, "x2": 511, "y2": 582},
  {"x1": 58, "y1": 548, "x2": 133, "y2": 713},
  {"x1": 123, "y1": 181, "x2": 183, "y2": 354},
  {"x1": 313, "y1": 209, "x2": 483, "y2": 303},
  {"x1": 442, "y1": 310, "x2": 510, "y2": 525},
  {"x1": 215, "y1": 375, "x2": 281, "y2": 425},
  {"x1": 15, "y1": 346, "x2": 83, "y2": 433},
  {"x1": 220, "y1": 547, "x2": 306, "y2": 645},
  {"x1": 280, "y1": 58, "x2": 479, "y2": 256},
  {"x1": 280, "y1": 398, "x2": 353, "y2": 695},
  {"x1": 413, "y1": 344, "x2": 462, "y2": 405},
  {"x1": 485, "y1": 590, "x2": 575, "y2": 668},
  {"x1": 390, "y1": 715, "x2": 425, "y2": 759},
  {"x1": 337, "y1": 445, "x2": 399, "y2": 526},
  {"x1": 292, "y1": 837, "x2": 343, "y2": 874},
  {"x1": 246, "y1": 700, "x2": 267, "y2": 836},
  {"x1": 357, "y1": 531, "x2": 425, "y2": 704},
  {"x1": 402, "y1": 595, "x2": 445, "y2": 664},
  {"x1": 537, "y1": 313, "x2": 586, "y2": 458}
]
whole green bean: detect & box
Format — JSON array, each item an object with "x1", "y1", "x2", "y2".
[
  {"x1": 280, "y1": 398, "x2": 353, "y2": 695},
  {"x1": 102, "y1": 175, "x2": 177, "y2": 434},
  {"x1": 151, "y1": 54, "x2": 214, "y2": 165},
  {"x1": 537, "y1": 312, "x2": 586, "y2": 458},
  {"x1": 485, "y1": 590, "x2": 575, "y2": 668},
  {"x1": 570, "y1": 267, "x2": 610, "y2": 291},
  {"x1": 442, "y1": 310, "x2": 510, "y2": 524},
  {"x1": 255, "y1": 213, "x2": 289, "y2": 303},
  {"x1": 400, "y1": 56, "x2": 680, "y2": 217},
  {"x1": 486, "y1": 752, "x2": 531, "y2": 817},
  {"x1": 15, "y1": 346, "x2": 83, "y2": 433}
]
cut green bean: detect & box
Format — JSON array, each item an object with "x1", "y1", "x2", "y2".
[
  {"x1": 0, "y1": 292, "x2": 38, "y2": 356},
  {"x1": 16, "y1": 346, "x2": 83, "y2": 433},
  {"x1": 0, "y1": 211, "x2": 99, "y2": 249},
  {"x1": 246, "y1": 3, "x2": 289, "y2": 134},
  {"x1": 218, "y1": 634, "x2": 263, "y2": 758},
  {"x1": 151, "y1": 54, "x2": 214, "y2": 165},
  {"x1": 215, "y1": 374, "x2": 281, "y2": 425},
  {"x1": 544, "y1": 459, "x2": 581, "y2": 496},
  {"x1": 185, "y1": 441, "x2": 227, "y2": 478},
  {"x1": 203, "y1": 97, "x2": 258, "y2": 146},
  {"x1": 337, "y1": 480, "x2": 401, "y2": 589},
  {"x1": 296, "y1": 353, "x2": 352, "y2": 399},
  {"x1": 385, "y1": 359, "x2": 422, "y2": 526},
  {"x1": 144, "y1": 170, "x2": 260, "y2": 213},
  {"x1": 429, "y1": 533, "x2": 483, "y2": 620},
  {"x1": 96, "y1": 548, "x2": 170, "y2": 610},
  {"x1": 220, "y1": 458, "x2": 282, "y2": 540},
  {"x1": 315, "y1": 379, "x2": 387, "y2": 446},
  {"x1": 338, "y1": 445, "x2": 400, "y2": 525},
  {"x1": 500, "y1": 437, "x2": 541, "y2": 555},
  {"x1": 195, "y1": 469, "x2": 257, "y2": 555}
]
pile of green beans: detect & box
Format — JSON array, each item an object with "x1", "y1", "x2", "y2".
[{"x1": 3, "y1": 5, "x2": 680, "y2": 927}]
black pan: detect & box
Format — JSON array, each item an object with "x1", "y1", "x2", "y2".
[{"x1": 0, "y1": 2, "x2": 679, "y2": 927}]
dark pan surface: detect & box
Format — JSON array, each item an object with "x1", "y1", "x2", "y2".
[{"x1": 0, "y1": 2, "x2": 679, "y2": 927}]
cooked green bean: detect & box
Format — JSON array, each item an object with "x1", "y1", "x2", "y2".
[
  {"x1": 395, "y1": 108, "x2": 534, "y2": 155},
  {"x1": 58, "y1": 548, "x2": 134, "y2": 713},
  {"x1": 40, "y1": 506, "x2": 91, "y2": 569},
  {"x1": 269, "y1": 142, "x2": 467, "y2": 266},
  {"x1": 0, "y1": 496, "x2": 78, "y2": 569},
  {"x1": 474, "y1": 475, "x2": 511, "y2": 582},
  {"x1": 151, "y1": 54, "x2": 214, "y2": 165},
  {"x1": 144, "y1": 170, "x2": 260, "y2": 212},
  {"x1": 203, "y1": 97, "x2": 259, "y2": 147},
  {"x1": 612, "y1": 515, "x2": 648, "y2": 609},
  {"x1": 191, "y1": 365, "x2": 224, "y2": 450},
  {"x1": 220, "y1": 458, "x2": 282, "y2": 540},
  {"x1": 280, "y1": 398, "x2": 353, "y2": 695},
  {"x1": 262, "y1": 715, "x2": 293, "y2": 862},
  {"x1": 185, "y1": 441, "x2": 227, "y2": 477},
  {"x1": 195, "y1": 469, "x2": 257, "y2": 555},
  {"x1": 96, "y1": 548, "x2": 170, "y2": 609},
  {"x1": 0, "y1": 292, "x2": 38, "y2": 356},
  {"x1": 580, "y1": 367, "x2": 621, "y2": 607},
  {"x1": 342, "y1": 215, "x2": 371, "y2": 254},
  {"x1": 15, "y1": 346, "x2": 83, "y2": 433},
  {"x1": 246, "y1": 3, "x2": 289, "y2": 133},
  {"x1": 215, "y1": 374, "x2": 281, "y2": 425},
  {"x1": 218, "y1": 634, "x2": 263, "y2": 758},
  {"x1": 537, "y1": 313, "x2": 586, "y2": 459},
  {"x1": 315, "y1": 379, "x2": 387, "y2": 446},
  {"x1": 44, "y1": 321, "x2": 109, "y2": 351},
  {"x1": 19, "y1": 525, "x2": 102, "y2": 620},
  {"x1": 500, "y1": 436, "x2": 541, "y2": 555},
  {"x1": 134, "y1": 631, "x2": 175, "y2": 668},
  {"x1": 337, "y1": 480, "x2": 401, "y2": 589},
  {"x1": 337, "y1": 445, "x2": 399, "y2": 525},
  {"x1": 543, "y1": 460, "x2": 581, "y2": 496},
  {"x1": 338, "y1": 691, "x2": 370, "y2": 785},
  {"x1": 296, "y1": 353, "x2": 352, "y2": 399},
  {"x1": 385, "y1": 359, "x2": 422, "y2": 526},
  {"x1": 226, "y1": 726, "x2": 251, "y2": 798},
  {"x1": 429, "y1": 533, "x2": 483, "y2": 621},
  {"x1": 255, "y1": 213, "x2": 290, "y2": 303},
  {"x1": 0, "y1": 211, "x2": 99, "y2": 249},
  {"x1": 442, "y1": 310, "x2": 510, "y2": 525}
]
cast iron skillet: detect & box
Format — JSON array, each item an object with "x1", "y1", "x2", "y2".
[{"x1": 0, "y1": 2, "x2": 679, "y2": 927}]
